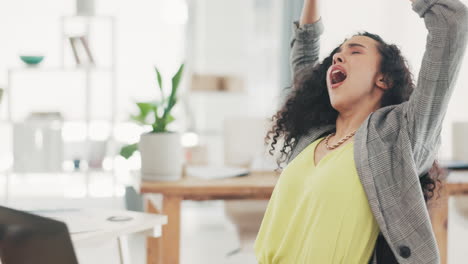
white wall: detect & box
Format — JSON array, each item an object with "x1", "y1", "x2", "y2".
[
  {"x1": 189, "y1": 0, "x2": 282, "y2": 121},
  {"x1": 185, "y1": 0, "x2": 283, "y2": 165}
]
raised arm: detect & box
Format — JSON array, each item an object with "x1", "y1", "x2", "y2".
[
  {"x1": 300, "y1": 0, "x2": 321, "y2": 26},
  {"x1": 290, "y1": 0, "x2": 324, "y2": 80},
  {"x1": 404, "y1": 0, "x2": 468, "y2": 149}
]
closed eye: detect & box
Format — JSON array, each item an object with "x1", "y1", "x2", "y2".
[{"x1": 352, "y1": 51, "x2": 360, "y2": 54}]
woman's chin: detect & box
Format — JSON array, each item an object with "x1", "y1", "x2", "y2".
[{"x1": 330, "y1": 98, "x2": 348, "y2": 112}]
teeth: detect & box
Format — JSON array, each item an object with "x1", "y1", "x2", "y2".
[{"x1": 332, "y1": 69, "x2": 346, "y2": 76}]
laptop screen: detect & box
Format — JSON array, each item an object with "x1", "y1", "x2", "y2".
[{"x1": 0, "y1": 206, "x2": 79, "y2": 264}]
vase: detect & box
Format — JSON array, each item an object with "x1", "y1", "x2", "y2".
[{"x1": 139, "y1": 132, "x2": 184, "y2": 181}]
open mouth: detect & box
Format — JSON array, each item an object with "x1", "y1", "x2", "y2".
[{"x1": 331, "y1": 70, "x2": 347, "y2": 85}]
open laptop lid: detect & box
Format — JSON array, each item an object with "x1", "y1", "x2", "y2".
[{"x1": 0, "y1": 206, "x2": 79, "y2": 264}]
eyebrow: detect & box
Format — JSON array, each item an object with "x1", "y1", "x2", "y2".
[{"x1": 337, "y1": 43, "x2": 367, "y2": 53}]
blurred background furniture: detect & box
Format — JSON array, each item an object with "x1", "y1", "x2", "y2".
[
  {"x1": 428, "y1": 170, "x2": 468, "y2": 264},
  {"x1": 4, "y1": 15, "x2": 118, "y2": 202},
  {"x1": 33, "y1": 207, "x2": 167, "y2": 264},
  {"x1": 222, "y1": 117, "x2": 277, "y2": 254},
  {"x1": 140, "y1": 171, "x2": 278, "y2": 264}
]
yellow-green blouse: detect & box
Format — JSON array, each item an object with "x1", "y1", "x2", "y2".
[{"x1": 254, "y1": 136, "x2": 379, "y2": 263}]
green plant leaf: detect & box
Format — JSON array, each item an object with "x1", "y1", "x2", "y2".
[
  {"x1": 130, "y1": 102, "x2": 158, "y2": 125},
  {"x1": 137, "y1": 102, "x2": 154, "y2": 116},
  {"x1": 163, "y1": 63, "x2": 184, "y2": 121},
  {"x1": 165, "y1": 114, "x2": 175, "y2": 125},
  {"x1": 152, "y1": 104, "x2": 168, "y2": 133},
  {"x1": 120, "y1": 143, "x2": 139, "y2": 159},
  {"x1": 171, "y1": 63, "x2": 185, "y2": 95},
  {"x1": 152, "y1": 123, "x2": 166, "y2": 133},
  {"x1": 165, "y1": 98, "x2": 177, "y2": 117},
  {"x1": 154, "y1": 66, "x2": 165, "y2": 104},
  {"x1": 152, "y1": 104, "x2": 160, "y2": 121}
]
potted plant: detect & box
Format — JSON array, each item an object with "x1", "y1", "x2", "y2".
[{"x1": 120, "y1": 63, "x2": 185, "y2": 181}]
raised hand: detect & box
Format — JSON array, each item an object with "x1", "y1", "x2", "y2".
[{"x1": 300, "y1": 0, "x2": 321, "y2": 26}]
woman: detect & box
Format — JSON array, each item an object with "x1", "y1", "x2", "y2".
[{"x1": 254, "y1": 0, "x2": 468, "y2": 263}]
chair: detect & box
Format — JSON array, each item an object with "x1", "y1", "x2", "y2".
[{"x1": 222, "y1": 116, "x2": 275, "y2": 255}]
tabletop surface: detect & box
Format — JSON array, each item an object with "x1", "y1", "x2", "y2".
[
  {"x1": 35, "y1": 208, "x2": 168, "y2": 246},
  {"x1": 447, "y1": 170, "x2": 468, "y2": 183},
  {"x1": 140, "y1": 170, "x2": 280, "y2": 199},
  {"x1": 140, "y1": 169, "x2": 468, "y2": 197}
]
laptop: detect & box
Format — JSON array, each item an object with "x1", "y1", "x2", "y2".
[{"x1": 0, "y1": 206, "x2": 79, "y2": 264}]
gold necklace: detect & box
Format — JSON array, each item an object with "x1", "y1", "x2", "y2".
[{"x1": 325, "y1": 130, "x2": 356, "y2": 150}]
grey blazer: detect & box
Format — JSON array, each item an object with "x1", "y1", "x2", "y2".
[{"x1": 287, "y1": 0, "x2": 468, "y2": 263}]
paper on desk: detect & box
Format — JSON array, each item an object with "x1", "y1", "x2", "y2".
[
  {"x1": 186, "y1": 165, "x2": 249, "y2": 179},
  {"x1": 32, "y1": 209, "x2": 107, "y2": 234}
]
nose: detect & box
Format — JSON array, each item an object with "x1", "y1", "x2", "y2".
[{"x1": 333, "y1": 53, "x2": 344, "y2": 64}]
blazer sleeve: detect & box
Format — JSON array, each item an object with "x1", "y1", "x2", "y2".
[
  {"x1": 405, "y1": 0, "x2": 468, "y2": 146},
  {"x1": 289, "y1": 17, "x2": 325, "y2": 85}
]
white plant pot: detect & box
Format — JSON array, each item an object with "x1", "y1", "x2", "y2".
[{"x1": 139, "y1": 132, "x2": 183, "y2": 181}]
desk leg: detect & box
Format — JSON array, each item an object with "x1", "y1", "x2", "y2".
[
  {"x1": 117, "y1": 237, "x2": 125, "y2": 264},
  {"x1": 428, "y1": 183, "x2": 449, "y2": 264},
  {"x1": 161, "y1": 195, "x2": 182, "y2": 264},
  {"x1": 146, "y1": 198, "x2": 162, "y2": 264}
]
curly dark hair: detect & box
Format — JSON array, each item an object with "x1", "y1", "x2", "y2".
[{"x1": 265, "y1": 31, "x2": 447, "y2": 204}]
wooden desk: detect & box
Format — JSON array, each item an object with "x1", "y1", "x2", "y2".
[
  {"x1": 140, "y1": 170, "x2": 279, "y2": 264},
  {"x1": 429, "y1": 170, "x2": 468, "y2": 264}
]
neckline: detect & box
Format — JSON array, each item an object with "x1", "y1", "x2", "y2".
[{"x1": 312, "y1": 136, "x2": 353, "y2": 168}]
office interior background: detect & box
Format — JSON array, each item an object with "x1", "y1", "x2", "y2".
[{"x1": 1, "y1": 0, "x2": 468, "y2": 263}]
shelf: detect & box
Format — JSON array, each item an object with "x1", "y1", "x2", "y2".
[
  {"x1": 60, "y1": 15, "x2": 115, "y2": 21},
  {"x1": 188, "y1": 90, "x2": 247, "y2": 95},
  {"x1": 0, "y1": 119, "x2": 116, "y2": 124},
  {"x1": 4, "y1": 168, "x2": 115, "y2": 175},
  {"x1": 1, "y1": 161, "x2": 118, "y2": 175},
  {"x1": 8, "y1": 66, "x2": 113, "y2": 73},
  {"x1": 1, "y1": 14, "x2": 120, "y2": 202}
]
